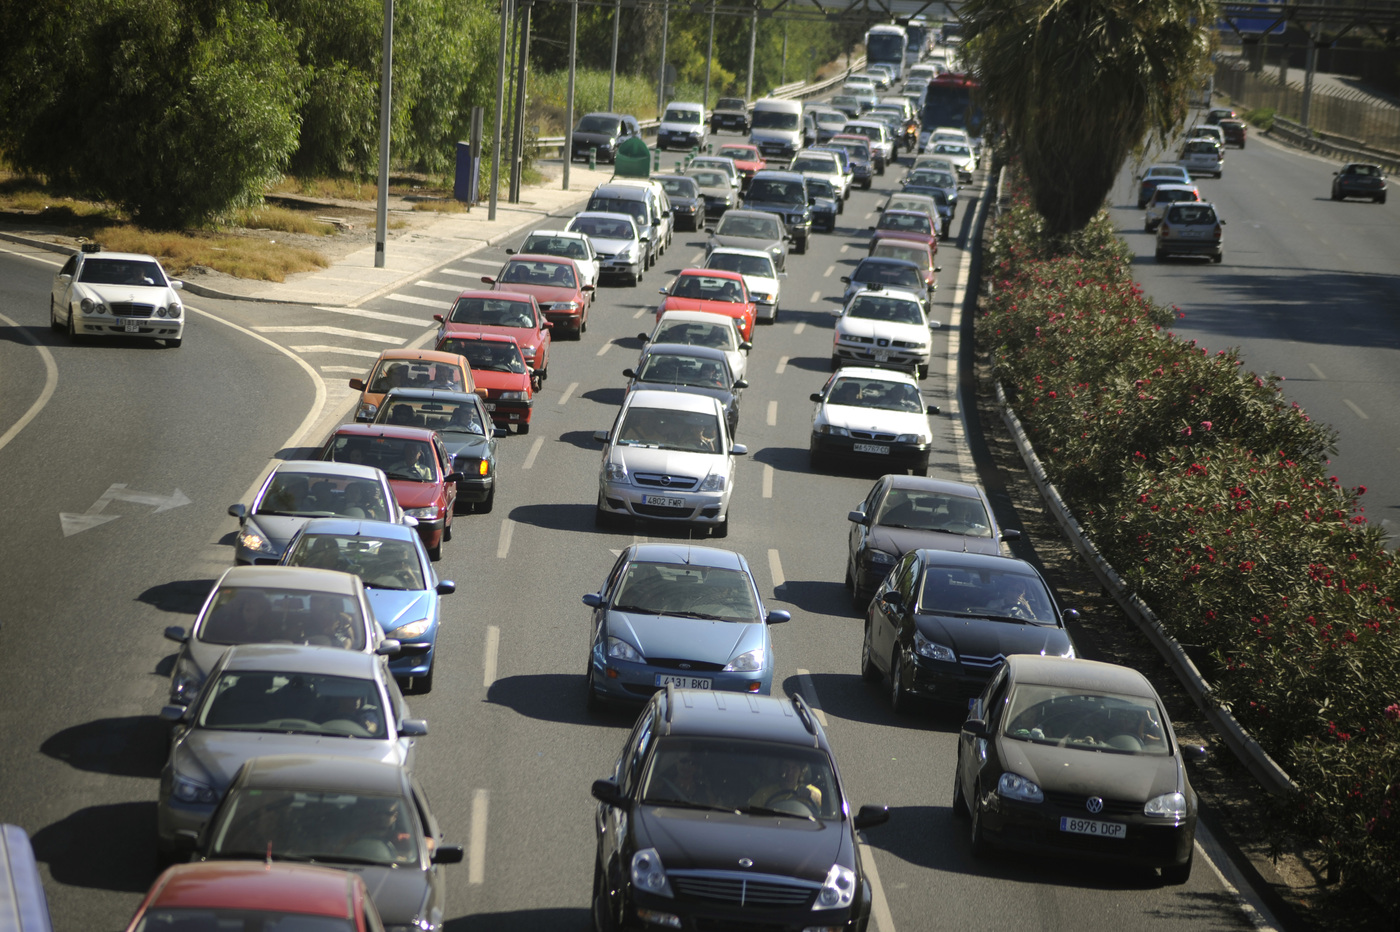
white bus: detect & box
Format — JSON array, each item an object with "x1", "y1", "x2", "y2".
[{"x1": 864, "y1": 24, "x2": 908, "y2": 82}]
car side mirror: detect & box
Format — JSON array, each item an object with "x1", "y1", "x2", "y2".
[
  {"x1": 880, "y1": 589, "x2": 904, "y2": 608},
  {"x1": 541, "y1": 320, "x2": 554, "y2": 329},
  {"x1": 731, "y1": 443, "x2": 747, "y2": 455},
  {"x1": 348, "y1": 378, "x2": 366, "y2": 391},
  {"x1": 766, "y1": 610, "x2": 791, "y2": 625},
  {"x1": 402, "y1": 515, "x2": 419, "y2": 528},
  {"x1": 593, "y1": 430, "x2": 610, "y2": 443},
  {"x1": 159, "y1": 704, "x2": 190, "y2": 723},
  {"x1": 1062, "y1": 608, "x2": 1082, "y2": 622},
  {"x1": 164, "y1": 626, "x2": 189, "y2": 644},
  {"x1": 961, "y1": 718, "x2": 990, "y2": 739},
  {"x1": 637, "y1": 332, "x2": 650, "y2": 342},
  {"x1": 437, "y1": 580, "x2": 456, "y2": 595},
  {"x1": 929, "y1": 319, "x2": 942, "y2": 329},
  {"x1": 659, "y1": 288, "x2": 668, "y2": 295},
  {"x1": 227, "y1": 503, "x2": 248, "y2": 522},
  {"x1": 377, "y1": 639, "x2": 402, "y2": 656},
  {"x1": 840, "y1": 276, "x2": 850, "y2": 284},
  {"x1": 810, "y1": 392, "x2": 824, "y2": 403},
  {"x1": 399, "y1": 718, "x2": 429, "y2": 737},
  {"x1": 492, "y1": 426, "x2": 509, "y2": 438},
  {"x1": 739, "y1": 341, "x2": 752, "y2": 351},
  {"x1": 1000, "y1": 529, "x2": 1022, "y2": 542},
  {"x1": 505, "y1": 248, "x2": 516, "y2": 255},
  {"x1": 1182, "y1": 744, "x2": 1209, "y2": 763},
  {"x1": 848, "y1": 509, "x2": 869, "y2": 525},
  {"x1": 433, "y1": 314, "x2": 445, "y2": 323},
  {"x1": 733, "y1": 379, "x2": 749, "y2": 390},
  {"x1": 432, "y1": 845, "x2": 465, "y2": 864},
  {"x1": 170, "y1": 280, "x2": 184, "y2": 291},
  {"x1": 582, "y1": 284, "x2": 596, "y2": 292},
  {"x1": 481, "y1": 276, "x2": 496, "y2": 284},
  {"x1": 934, "y1": 266, "x2": 943, "y2": 273},
  {"x1": 853, "y1": 804, "x2": 890, "y2": 831},
  {"x1": 622, "y1": 368, "x2": 637, "y2": 379},
  {"x1": 592, "y1": 778, "x2": 628, "y2": 809},
  {"x1": 582, "y1": 592, "x2": 603, "y2": 608}
]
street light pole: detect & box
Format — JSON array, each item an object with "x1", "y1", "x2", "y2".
[
  {"x1": 657, "y1": 0, "x2": 670, "y2": 113},
  {"x1": 509, "y1": 0, "x2": 533, "y2": 202},
  {"x1": 703, "y1": 5, "x2": 715, "y2": 108},
  {"x1": 608, "y1": 0, "x2": 621, "y2": 111},
  {"x1": 745, "y1": 5, "x2": 757, "y2": 101},
  {"x1": 374, "y1": 0, "x2": 394, "y2": 268},
  {"x1": 563, "y1": 0, "x2": 577, "y2": 189},
  {"x1": 488, "y1": 0, "x2": 512, "y2": 220}
]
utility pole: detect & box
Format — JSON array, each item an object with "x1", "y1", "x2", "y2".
[
  {"x1": 1301, "y1": 20, "x2": 1320, "y2": 128},
  {"x1": 374, "y1": 0, "x2": 393, "y2": 268},
  {"x1": 563, "y1": 0, "x2": 577, "y2": 189},
  {"x1": 608, "y1": 0, "x2": 621, "y2": 111},
  {"x1": 488, "y1": 0, "x2": 512, "y2": 220},
  {"x1": 781, "y1": 24, "x2": 787, "y2": 85},
  {"x1": 509, "y1": 0, "x2": 533, "y2": 202},
  {"x1": 745, "y1": 5, "x2": 757, "y2": 101},
  {"x1": 657, "y1": 0, "x2": 670, "y2": 112},
  {"x1": 703, "y1": 5, "x2": 715, "y2": 107}
]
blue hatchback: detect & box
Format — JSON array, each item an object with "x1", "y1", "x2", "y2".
[{"x1": 583, "y1": 544, "x2": 790, "y2": 708}]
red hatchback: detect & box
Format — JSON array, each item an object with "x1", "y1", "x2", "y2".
[
  {"x1": 434, "y1": 290, "x2": 552, "y2": 388},
  {"x1": 125, "y1": 861, "x2": 384, "y2": 932},
  {"x1": 715, "y1": 143, "x2": 768, "y2": 187},
  {"x1": 482, "y1": 254, "x2": 593, "y2": 339},
  {"x1": 320, "y1": 424, "x2": 460, "y2": 559},
  {"x1": 868, "y1": 209, "x2": 939, "y2": 252},
  {"x1": 435, "y1": 328, "x2": 535, "y2": 433},
  {"x1": 655, "y1": 269, "x2": 758, "y2": 342}
]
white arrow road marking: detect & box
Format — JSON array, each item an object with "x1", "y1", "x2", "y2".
[{"x1": 60, "y1": 483, "x2": 192, "y2": 537}]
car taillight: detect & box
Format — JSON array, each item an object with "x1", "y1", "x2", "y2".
[
  {"x1": 1214, "y1": 225, "x2": 1223, "y2": 240},
  {"x1": 1160, "y1": 223, "x2": 1170, "y2": 236}
]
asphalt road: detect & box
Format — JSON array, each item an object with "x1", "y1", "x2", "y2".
[
  {"x1": 2, "y1": 144, "x2": 1265, "y2": 930},
  {"x1": 1108, "y1": 124, "x2": 1400, "y2": 542}
]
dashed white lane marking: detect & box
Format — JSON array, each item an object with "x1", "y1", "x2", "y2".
[
  {"x1": 864, "y1": 211, "x2": 876, "y2": 220},
  {"x1": 1344, "y1": 399, "x2": 1370, "y2": 420},
  {"x1": 776, "y1": 356, "x2": 789, "y2": 374},
  {"x1": 810, "y1": 290, "x2": 822, "y2": 303},
  {"x1": 312, "y1": 306, "x2": 428, "y2": 326},
  {"x1": 385, "y1": 292, "x2": 451, "y2": 309},
  {"x1": 522, "y1": 436, "x2": 544, "y2": 469},
  {"x1": 840, "y1": 243, "x2": 851, "y2": 253},
  {"x1": 256, "y1": 325, "x2": 404, "y2": 342},
  {"x1": 690, "y1": 252, "x2": 705, "y2": 265},
  {"x1": 793, "y1": 669, "x2": 828, "y2": 727},
  {"x1": 824, "y1": 265, "x2": 836, "y2": 277},
  {"x1": 766, "y1": 401, "x2": 778, "y2": 426},
  {"x1": 633, "y1": 307, "x2": 648, "y2": 318},
  {"x1": 768, "y1": 549, "x2": 785, "y2": 589},
  {"x1": 291, "y1": 345, "x2": 384, "y2": 358},
  {"x1": 468, "y1": 789, "x2": 489, "y2": 885},
  {"x1": 415, "y1": 279, "x2": 466, "y2": 292},
  {"x1": 1308, "y1": 363, "x2": 1327, "y2": 380},
  {"x1": 558, "y1": 381, "x2": 579, "y2": 405},
  {"x1": 483, "y1": 626, "x2": 500, "y2": 688},
  {"x1": 793, "y1": 322, "x2": 805, "y2": 336},
  {"x1": 596, "y1": 341, "x2": 614, "y2": 356},
  {"x1": 497, "y1": 518, "x2": 515, "y2": 558},
  {"x1": 763, "y1": 464, "x2": 774, "y2": 498}
]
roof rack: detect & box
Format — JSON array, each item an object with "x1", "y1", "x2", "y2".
[{"x1": 791, "y1": 693, "x2": 821, "y2": 745}]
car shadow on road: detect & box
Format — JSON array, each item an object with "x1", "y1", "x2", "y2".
[
  {"x1": 136, "y1": 578, "x2": 216, "y2": 615},
  {"x1": 508, "y1": 502, "x2": 597, "y2": 533},
  {"x1": 781, "y1": 355, "x2": 834, "y2": 374},
  {"x1": 31, "y1": 801, "x2": 160, "y2": 893},
  {"x1": 273, "y1": 445, "x2": 321, "y2": 460},
  {"x1": 777, "y1": 308, "x2": 836, "y2": 329},
  {"x1": 557, "y1": 430, "x2": 606, "y2": 452},
  {"x1": 445, "y1": 908, "x2": 591, "y2": 932},
  {"x1": 486, "y1": 672, "x2": 630, "y2": 729},
  {"x1": 41, "y1": 716, "x2": 168, "y2": 779},
  {"x1": 0, "y1": 324, "x2": 63, "y2": 349},
  {"x1": 792, "y1": 671, "x2": 963, "y2": 734},
  {"x1": 775, "y1": 578, "x2": 860, "y2": 618},
  {"x1": 580, "y1": 386, "x2": 627, "y2": 407},
  {"x1": 750, "y1": 445, "x2": 813, "y2": 475}
]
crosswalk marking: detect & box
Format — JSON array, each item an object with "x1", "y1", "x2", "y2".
[
  {"x1": 291, "y1": 345, "x2": 385, "y2": 358},
  {"x1": 321, "y1": 365, "x2": 367, "y2": 375},
  {"x1": 457, "y1": 256, "x2": 504, "y2": 267},
  {"x1": 415, "y1": 280, "x2": 466, "y2": 292},
  {"x1": 256, "y1": 325, "x2": 404, "y2": 342},
  {"x1": 386, "y1": 292, "x2": 451, "y2": 309},
  {"x1": 313, "y1": 306, "x2": 429, "y2": 326}
]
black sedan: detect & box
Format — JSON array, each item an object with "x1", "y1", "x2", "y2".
[
  {"x1": 624, "y1": 343, "x2": 747, "y2": 436},
  {"x1": 1331, "y1": 162, "x2": 1387, "y2": 203},
  {"x1": 954, "y1": 655, "x2": 1205, "y2": 884},
  {"x1": 656, "y1": 174, "x2": 703, "y2": 232},
  {"x1": 846, "y1": 475, "x2": 1021, "y2": 606},
  {"x1": 371, "y1": 388, "x2": 502, "y2": 514},
  {"x1": 861, "y1": 549, "x2": 1078, "y2": 712},
  {"x1": 590, "y1": 687, "x2": 889, "y2": 932}
]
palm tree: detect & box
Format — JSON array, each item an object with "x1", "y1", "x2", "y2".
[{"x1": 963, "y1": 0, "x2": 1215, "y2": 235}]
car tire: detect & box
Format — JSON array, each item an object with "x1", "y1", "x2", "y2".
[
  {"x1": 917, "y1": 363, "x2": 929, "y2": 379},
  {"x1": 951, "y1": 756, "x2": 970, "y2": 820},
  {"x1": 475, "y1": 485, "x2": 496, "y2": 514},
  {"x1": 889, "y1": 647, "x2": 910, "y2": 713},
  {"x1": 591, "y1": 858, "x2": 618, "y2": 931},
  {"x1": 809, "y1": 441, "x2": 827, "y2": 473},
  {"x1": 795, "y1": 236, "x2": 807, "y2": 255},
  {"x1": 1155, "y1": 250, "x2": 1167, "y2": 262},
  {"x1": 166, "y1": 338, "x2": 182, "y2": 348},
  {"x1": 427, "y1": 539, "x2": 442, "y2": 561},
  {"x1": 860, "y1": 623, "x2": 881, "y2": 682},
  {"x1": 969, "y1": 788, "x2": 991, "y2": 857},
  {"x1": 49, "y1": 298, "x2": 62, "y2": 332},
  {"x1": 1144, "y1": 219, "x2": 1154, "y2": 232},
  {"x1": 595, "y1": 504, "x2": 619, "y2": 530},
  {"x1": 443, "y1": 520, "x2": 452, "y2": 542},
  {"x1": 67, "y1": 310, "x2": 80, "y2": 343},
  {"x1": 837, "y1": 199, "x2": 845, "y2": 214},
  {"x1": 518, "y1": 422, "x2": 530, "y2": 435},
  {"x1": 844, "y1": 561, "x2": 856, "y2": 592},
  {"x1": 1379, "y1": 193, "x2": 1387, "y2": 204},
  {"x1": 1331, "y1": 190, "x2": 1342, "y2": 201},
  {"x1": 862, "y1": 179, "x2": 872, "y2": 190},
  {"x1": 710, "y1": 514, "x2": 729, "y2": 538},
  {"x1": 830, "y1": 354, "x2": 841, "y2": 372},
  {"x1": 585, "y1": 664, "x2": 604, "y2": 714},
  {"x1": 1212, "y1": 252, "x2": 1224, "y2": 264},
  {"x1": 1160, "y1": 850, "x2": 1193, "y2": 885},
  {"x1": 414, "y1": 665, "x2": 435, "y2": 694}
]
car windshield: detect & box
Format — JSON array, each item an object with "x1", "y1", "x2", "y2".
[
  {"x1": 132, "y1": 910, "x2": 356, "y2": 931},
  {"x1": 917, "y1": 566, "x2": 1057, "y2": 623},
  {"x1": 198, "y1": 672, "x2": 387, "y2": 738},
  {"x1": 664, "y1": 108, "x2": 701, "y2": 124},
  {"x1": 209, "y1": 788, "x2": 417, "y2": 866},
  {"x1": 748, "y1": 179, "x2": 804, "y2": 205},
  {"x1": 637, "y1": 352, "x2": 729, "y2": 389},
  {"x1": 447, "y1": 296, "x2": 536, "y2": 328},
  {"x1": 499, "y1": 259, "x2": 577, "y2": 289},
  {"x1": 670, "y1": 274, "x2": 745, "y2": 302},
  {"x1": 934, "y1": 143, "x2": 969, "y2": 156},
  {"x1": 707, "y1": 253, "x2": 774, "y2": 277},
  {"x1": 325, "y1": 435, "x2": 438, "y2": 483},
  {"x1": 576, "y1": 115, "x2": 621, "y2": 134},
  {"x1": 908, "y1": 170, "x2": 954, "y2": 189},
  {"x1": 1183, "y1": 140, "x2": 1219, "y2": 154},
  {"x1": 790, "y1": 156, "x2": 835, "y2": 174},
  {"x1": 848, "y1": 295, "x2": 923, "y2": 324},
  {"x1": 815, "y1": 112, "x2": 846, "y2": 127},
  {"x1": 827, "y1": 376, "x2": 922, "y2": 411},
  {"x1": 875, "y1": 490, "x2": 990, "y2": 533},
  {"x1": 717, "y1": 147, "x2": 755, "y2": 160},
  {"x1": 587, "y1": 197, "x2": 648, "y2": 224},
  {"x1": 256, "y1": 474, "x2": 391, "y2": 523},
  {"x1": 77, "y1": 257, "x2": 166, "y2": 286},
  {"x1": 640, "y1": 738, "x2": 840, "y2": 820},
  {"x1": 612, "y1": 562, "x2": 759, "y2": 621},
  {"x1": 441, "y1": 339, "x2": 527, "y2": 374},
  {"x1": 367, "y1": 359, "x2": 465, "y2": 394},
  {"x1": 654, "y1": 320, "x2": 735, "y2": 350},
  {"x1": 854, "y1": 263, "x2": 923, "y2": 291},
  {"x1": 1166, "y1": 205, "x2": 1217, "y2": 225},
  {"x1": 285, "y1": 534, "x2": 425, "y2": 591},
  {"x1": 806, "y1": 179, "x2": 836, "y2": 198},
  {"x1": 717, "y1": 98, "x2": 745, "y2": 111},
  {"x1": 375, "y1": 396, "x2": 485, "y2": 435},
  {"x1": 1003, "y1": 685, "x2": 1172, "y2": 756},
  {"x1": 751, "y1": 109, "x2": 799, "y2": 130},
  {"x1": 877, "y1": 213, "x2": 932, "y2": 234},
  {"x1": 614, "y1": 407, "x2": 723, "y2": 454},
  {"x1": 872, "y1": 242, "x2": 930, "y2": 268},
  {"x1": 197, "y1": 586, "x2": 368, "y2": 648},
  {"x1": 688, "y1": 171, "x2": 728, "y2": 189},
  {"x1": 570, "y1": 216, "x2": 634, "y2": 240},
  {"x1": 715, "y1": 214, "x2": 780, "y2": 239},
  {"x1": 831, "y1": 141, "x2": 870, "y2": 160},
  {"x1": 522, "y1": 235, "x2": 589, "y2": 260},
  {"x1": 660, "y1": 177, "x2": 697, "y2": 198},
  {"x1": 691, "y1": 159, "x2": 733, "y2": 176}
]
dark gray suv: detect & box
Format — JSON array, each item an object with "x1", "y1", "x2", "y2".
[{"x1": 743, "y1": 170, "x2": 813, "y2": 254}]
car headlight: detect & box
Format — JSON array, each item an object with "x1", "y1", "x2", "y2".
[
  {"x1": 405, "y1": 506, "x2": 440, "y2": 519},
  {"x1": 1144, "y1": 792, "x2": 1187, "y2": 819},
  {"x1": 698, "y1": 473, "x2": 726, "y2": 492},
  {"x1": 865, "y1": 549, "x2": 897, "y2": 567},
  {"x1": 723, "y1": 648, "x2": 765, "y2": 672},
  {"x1": 171, "y1": 657, "x2": 202, "y2": 703},
  {"x1": 553, "y1": 301, "x2": 582, "y2": 311},
  {"x1": 357, "y1": 402, "x2": 379, "y2": 420},
  {"x1": 171, "y1": 774, "x2": 220, "y2": 805},
  {"x1": 169, "y1": 303, "x2": 182, "y2": 318},
  {"x1": 603, "y1": 461, "x2": 628, "y2": 483},
  {"x1": 913, "y1": 630, "x2": 956, "y2": 663},
  {"x1": 997, "y1": 772, "x2": 1044, "y2": 803},
  {"x1": 815, "y1": 424, "x2": 850, "y2": 437},
  {"x1": 617, "y1": 244, "x2": 636, "y2": 259},
  {"x1": 631, "y1": 848, "x2": 672, "y2": 897},
  {"x1": 895, "y1": 433, "x2": 930, "y2": 444},
  {"x1": 392, "y1": 619, "x2": 433, "y2": 639},
  {"x1": 237, "y1": 526, "x2": 276, "y2": 555},
  {"x1": 813, "y1": 864, "x2": 857, "y2": 910},
  {"x1": 81, "y1": 297, "x2": 108, "y2": 314},
  {"x1": 497, "y1": 391, "x2": 527, "y2": 401},
  {"x1": 606, "y1": 637, "x2": 642, "y2": 663}
]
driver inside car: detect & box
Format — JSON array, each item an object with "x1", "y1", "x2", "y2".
[{"x1": 749, "y1": 758, "x2": 822, "y2": 812}]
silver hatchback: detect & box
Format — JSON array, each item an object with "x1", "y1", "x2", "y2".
[{"x1": 1155, "y1": 202, "x2": 1224, "y2": 263}]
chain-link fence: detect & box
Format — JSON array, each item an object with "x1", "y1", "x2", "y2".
[{"x1": 1215, "y1": 60, "x2": 1400, "y2": 153}]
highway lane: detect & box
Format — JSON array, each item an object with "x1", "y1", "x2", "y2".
[
  {"x1": 1108, "y1": 125, "x2": 1400, "y2": 541},
  {"x1": 0, "y1": 148, "x2": 1259, "y2": 930}
]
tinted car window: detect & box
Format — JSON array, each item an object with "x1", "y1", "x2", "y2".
[
  {"x1": 917, "y1": 567, "x2": 1056, "y2": 623},
  {"x1": 79, "y1": 258, "x2": 166, "y2": 285},
  {"x1": 1166, "y1": 205, "x2": 1217, "y2": 224},
  {"x1": 209, "y1": 788, "x2": 418, "y2": 865},
  {"x1": 847, "y1": 295, "x2": 924, "y2": 325},
  {"x1": 577, "y1": 115, "x2": 621, "y2": 134},
  {"x1": 1003, "y1": 685, "x2": 1171, "y2": 755},
  {"x1": 258, "y1": 475, "x2": 390, "y2": 523},
  {"x1": 199, "y1": 586, "x2": 368, "y2": 648},
  {"x1": 286, "y1": 534, "x2": 425, "y2": 591},
  {"x1": 199, "y1": 672, "x2": 387, "y2": 738},
  {"x1": 447, "y1": 296, "x2": 536, "y2": 327}
]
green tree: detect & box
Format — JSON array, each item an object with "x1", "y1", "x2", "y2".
[{"x1": 962, "y1": 0, "x2": 1213, "y2": 235}]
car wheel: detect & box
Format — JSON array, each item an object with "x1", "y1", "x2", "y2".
[
  {"x1": 837, "y1": 200, "x2": 845, "y2": 214},
  {"x1": 1160, "y1": 850, "x2": 1193, "y2": 885},
  {"x1": 830, "y1": 354, "x2": 841, "y2": 372},
  {"x1": 443, "y1": 520, "x2": 453, "y2": 542},
  {"x1": 969, "y1": 786, "x2": 991, "y2": 857},
  {"x1": 1212, "y1": 252, "x2": 1224, "y2": 264},
  {"x1": 951, "y1": 756, "x2": 970, "y2": 820},
  {"x1": 585, "y1": 663, "x2": 604, "y2": 714},
  {"x1": 166, "y1": 338, "x2": 182, "y2": 348},
  {"x1": 710, "y1": 513, "x2": 729, "y2": 538},
  {"x1": 862, "y1": 179, "x2": 872, "y2": 190},
  {"x1": 889, "y1": 647, "x2": 910, "y2": 713},
  {"x1": 591, "y1": 858, "x2": 618, "y2": 931},
  {"x1": 427, "y1": 539, "x2": 442, "y2": 561},
  {"x1": 795, "y1": 236, "x2": 807, "y2": 255},
  {"x1": 67, "y1": 310, "x2": 80, "y2": 343},
  {"x1": 1155, "y1": 250, "x2": 1166, "y2": 262},
  {"x1": 860, "y1": 623, "x2": 881, "y2": 682},
  {"x1": 1144, "y1": 219, "x2": 1154, "y2": 232},
  {"x1": 917, "y1": 363, "x2": 929, "y2": 379},
  {"x1": 414, "y1": 665, "x2": 435, "y2": 694},
  {"x1": 844, "y1": 560, "x2": 855, "y2": 592},
  {"x1": 475, "y1": 485, "x2": 496, "y2": 514},
  {"x1": 518, "y1": 422, "x2": 530, "y2": 435},
  {"x1": 49, "y1": 297, "x2": 62, "y2": 332},
  {"x1": 809, "y1": 441, "x2": 827, "y2": 473},
  {"x1": 1379, "y1": 193, "x2": 1387, "y2": 204},
  {"x1": 595, "y1": 503, "x2": 618, "y2": 530},
  {"x1": 1331, "y1": 190, "x2": 1342, "y2": 201}
]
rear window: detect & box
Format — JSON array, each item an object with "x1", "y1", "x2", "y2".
[
  {"x1": 197, "y1": 586, "x2": 368, "y2": 649},
  {"x1": 448, "y1": 296, "x2": 536, "y2": 327},
  {"x1": 1166, "y1": 204, "x2": 1218, "y2": 225}
]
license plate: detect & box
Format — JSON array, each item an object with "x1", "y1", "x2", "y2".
[
  {"x1": 123, "y1": 318, "x2": 140, "y2": 332},
  {"x1": 484, "y1": 402, "x2": 497, "y2": 411},
  {"x1": 655, "y1": 674, "x2": 712, "y2": 689},
  {"x1": 1181, "y1": 230, "x2": 1205, "y2": 238},
  {"x1": 1059, "y1": 817, "x2": 1126, "y2": 839},
  {"x1": 873, "y1": 351, "x2": 891, "y2": 361},
  {"x1": 853, "y1": 443, "x2": 890, "y2": 454},
  {"x1": 644, "y1": 495, "x2": 686, "y2": 508}
]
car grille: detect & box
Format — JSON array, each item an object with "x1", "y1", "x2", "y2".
[
  {"x1": 633, "y1": 503, "x2": 694, "y2": 518},
  {"x1": 671, "y1": 872, "x2": 817, "y2": 909},
  {"x1": 848, "y1": 430, "x2": 897, "y2": 442},
  {"x1": 110, "y1": 302, "x2": 156, "y2": 317},
  {"x1": 959, "y1": 651, "x2": 1007, "y2": 671},
  {"x1": 646, "y1": 658, "x2": 725, "y2": 672},
  {"x1": 634, "y1": 473, "x2": 698, "y2": 490},
  {"x1": 1042, "y1": 791, "x2": 1143, "y2": 819}
]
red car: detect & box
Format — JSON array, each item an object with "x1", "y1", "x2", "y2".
[
  {"x1": 320, "y1": 424, "x2": 459, "y2": 560},
  {"x1": 125, "y1": 861, "x2": 384, "y2": 932},
  {"x1": 433, "y1": 290, "x2": 552, "y2": 388},
  {"x1": 715, "y1": 143, "x2": 767, "y2": 188},
  {"x1": 655, "y1": 269, "x2": 758, "y2": 342},
  {"x1": 868, "y1": 209, "x2": 939, "y2": 253},
  {"x1": 869, "y1": 237, "x2": 939, "y2": 296},
  {"x1": 481, "y1": 254, "x2": 593, "y2": 339},
  {"x1": 435, "y1": 328, "x2": 534, "y2": 434}
]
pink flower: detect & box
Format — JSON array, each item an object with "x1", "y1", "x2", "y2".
[
  {"x1": 1385, "y1": 703, "x2": 1400, "y2": 722},
  {"x1": 1200, "y1": 421, "x2": 1212, "y2": 431}
]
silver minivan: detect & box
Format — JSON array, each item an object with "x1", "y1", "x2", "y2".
[{"x1": 588, "y1": 183, "x2": 664, "y2": 269}]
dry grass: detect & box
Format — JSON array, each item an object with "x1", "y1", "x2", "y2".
[
  {"x1": 0, "y1": 175, "x2": 122, "y2": 223},
  {"x1": 95, "y1": 227, "x2": 329, "y2": 281},
  {"x1": 271, "y1": 174, "x2": 454, "y2": 201},
  {"x1": 231, "y1": 205, "x2": 338, "y2": 235},
  {"x1": 410, "y1": 198, "x2": 466, "y2": 213}
]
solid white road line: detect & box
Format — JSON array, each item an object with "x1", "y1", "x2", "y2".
[
  {"x1": 766, "y1": 401, "x2": 778, "y2": 426},
  {"x1": 483, "y1": 626, "x2": 500, "y2": 688},
  {"x1": 497, "y1": 518, "x2": 515, "y2": 558},
  {"x1": 0, "y1": 311, "x2": 59, "y2": 459},
  {"x1": 255, "y1": 325, "x2": 405, "y2": 342},
  {"x1": 776, "y1": 356, "x2": 789, "y2": 374},
  {"x1": 468, "y1": 789, "x2": 489, "y2": 885},
  {"x1": 793, "y1": 669, "x2": 828, "y2": 727},
  {"x1": 768, "y1": 549, "x2": 785, "y2": 590},
  {"x1": 859, "y1": 843, "x2": 897, "y2": 932},
  {"x1": 415, "y1": 280, "x2": 467, "y2": 292},
  {"x1": 312, "y1": 305, "x2": 429, "y2": 326},
  {"x1": 793, "y1": 322, "x2": 805, "y2": 336},
  {"x1": 763, "y1": 464, "x2": 774, "y2": 499},
  {"x1": 1344, "y1": 399, "x2": 1370, "y2": 419},
  {"x1": 290, "y1": 345, "x2": 384, "y2": 358},
  {"x1": 385, "y1": 292, "x2": 451, "y2": 309},
  {"x1": 522, "y1": 436, "x2": 544, "y2": 470},
  {"x1": 558, "y1": 381, "x2": 579, "y2": 405},
  {"x1": 596, "y1": 341, "x2": 613, "y2": 356},
  {"x1": 1308, "y1": 363, "x2": 1327, "y2": 380}
]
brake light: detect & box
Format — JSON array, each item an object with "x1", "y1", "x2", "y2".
[
  {"x1": 1214, "y1": 225, "x2": 1223, "y2": 240},
  {"x1": 1160, "y1": 223, "x2": 1170, "y2": 236}
]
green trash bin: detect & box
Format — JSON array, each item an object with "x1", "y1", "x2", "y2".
[{"x1": 613, "y1": 136, "x2": 652, "y2": 178}]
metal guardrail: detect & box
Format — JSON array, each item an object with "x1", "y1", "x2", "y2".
[{"x1": 1266, "y1": 113, "x2": 1400, "y2": 173}]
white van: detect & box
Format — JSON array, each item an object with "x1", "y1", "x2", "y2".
[
  {"x1": 657, "y1": 101, "x2": 707, "y2": 151},
  {"x1": 748, "y1": 99, "x2": 804, "y2": 162}
]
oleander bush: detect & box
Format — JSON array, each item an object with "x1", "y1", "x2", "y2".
[{"x1": 981, "y1": 183, "x2": 1400, "y2": 906}]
